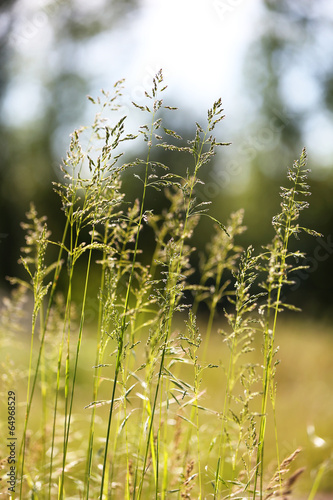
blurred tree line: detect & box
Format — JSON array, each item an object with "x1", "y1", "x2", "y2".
[{"x1": 0, "y1": 0, "x2": 332, "y2": 318}]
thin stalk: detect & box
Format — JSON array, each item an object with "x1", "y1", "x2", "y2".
[
  {"x1": 155, "y1": 425, "x2": 160, "y2": 499},
  {"x1": 307, "y1": 461, "x2": 327, "y2": 500},
  {"x1": 132, "y1": 383, "x2": 148, "y2": 498},
  {"x1": 272, "y1": 401, "x2": 281, "y2": 492},
  {"x1": 51, "y1": 174, "x2": 83, "y2": 496},
  {"x1": 109, "y1": 407, "x2": 123, "y2": 493},
  {"x1": 202, "y1": 259, "x2": 228, "y2": 361},
  {"x1": 214, "y1": 313, "x2": 239, "y2": 498},
  {"x1": 19, "y1": 305, "x2": 38, "y2": 496},
  {"x1": 39, "y1": 304, "x2": 47, "y2": 496},
  {"x1": 19, "y1": 218, "x2": 69, "y2": 498},
  {"x1": 48, "y1": 319, "x2": 66, "y2": 497},
  {"x1": 154, "y1": 372, "x2": 166, "y2": 498},
  {"x1": 253, "y1": 164, "x2": 300, "y2": 499},
  {"x1": 50, "y1": 254, "x2": 74, "y2": 497},
  {"x1": 202, "y1": 304, "x2": 215, "y2": 360},
  {"x1": 85, "y1": 205, "x2": 137, "y2": 497},
  {"x1": 99, "y1": 111, "x2": 155, "y2": 498},
  {"x1": 161, "y1": 374, "x2": 170, "y2": 500},
  {"x1": 137, "y1": 129, "x2": 209, "y2": 499},
  {"x1": 193, "y1": 268, "x2": 223, "y2": 361},
  {"x1": 58, "y1": 215, "x2": 76, "y2": 498},
  {"x1": 85, "y1": 224, "x2": 109, "y2": 498},
  {"x1": 59, "y1": 227, "x2": 95, "y2": 497},
  {"x1": 124, "y1": 395, "x2": 131, "y2": 500},
  {"x1": 195, "y1": 368, "x2": 202, "y2": 499}
]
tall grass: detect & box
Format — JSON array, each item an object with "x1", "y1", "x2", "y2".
[{"x1": 0, "y1": 71, "x2": 326, "y2": 499}]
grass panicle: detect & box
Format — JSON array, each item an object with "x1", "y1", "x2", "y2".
[{"x1": 0, "y1": 73, "x2": 326, "y2": 499}]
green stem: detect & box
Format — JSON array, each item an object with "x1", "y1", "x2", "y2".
[
  {"x1": 59, "y1": 228, "x2": 95, "y2": 497},
  {"x1": 19, "y1": 218, "x2": 69, "y2": 498},
  {"x1": 85, "y1": 224, "x2": 109, "y2": 498},
  {"x1": 253, "y1": 164, "x2": 300, "y2": 499},
  {"x1": 99, "y1": 112, "x2": 155, "y2": 499},
  {"x1": 137, "y1": 129, "x2": 208, "y2": 499}
]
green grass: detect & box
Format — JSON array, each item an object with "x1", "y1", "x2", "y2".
[
  {"x1": 0, "y1": 70, "x2": 331, "y2": 499},
  {"x1": 1, "y1": 317, "x2": 332, "y2": 497}
]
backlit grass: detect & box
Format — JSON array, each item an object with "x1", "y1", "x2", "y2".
[{"x1": 0, "y1": 71, "x2": 331, "y2": 499}]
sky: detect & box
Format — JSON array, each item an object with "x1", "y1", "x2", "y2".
[
  {"x1": 2, "y1": 0, "x2": 264, "y2": 191},
  {"x1": 3, "y1": 0, "x2": 333, "y2": 173},
  {"x1": 119, "y1": 0, "x2": 260, "y2": 122},
  {"x1": 5, "y1": 0, "x2": 260, "y2": 130}
]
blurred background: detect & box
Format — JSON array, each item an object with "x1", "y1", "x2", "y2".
[
  {"x1": 0, "y1": 0, "x2": 333, "y2": 317},
  {"x1": 1, "y1": 1, "x2": 333, "y2": 493}
]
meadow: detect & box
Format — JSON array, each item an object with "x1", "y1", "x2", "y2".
[{"x1": 0, "y1": 71, "x2": 332, "y2": 499}]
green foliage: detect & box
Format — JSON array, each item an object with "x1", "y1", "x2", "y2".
[{"x1": 0, "y1": 72, "x2": 327, "y2": 499}]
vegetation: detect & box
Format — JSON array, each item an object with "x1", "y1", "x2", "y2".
[{"x1": 0, "y1": 72, "x2": 330, "y2": 499}]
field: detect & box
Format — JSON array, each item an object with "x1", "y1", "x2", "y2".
[{"x1": 1, "y1": 311, "x2": 332, "y2": 498}]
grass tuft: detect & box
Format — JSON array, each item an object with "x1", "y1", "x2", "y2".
[{"x1": 0, "y1": 72, "x2": 328, "y2": 499}]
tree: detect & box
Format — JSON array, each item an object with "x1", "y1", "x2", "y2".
[{"x1": 0, "y1": 0, "x2": 138, "y2": 282}]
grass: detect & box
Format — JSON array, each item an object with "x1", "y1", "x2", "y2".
[{"x1": 0, "y1": 70, "x2": 332, "y2": 499}]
